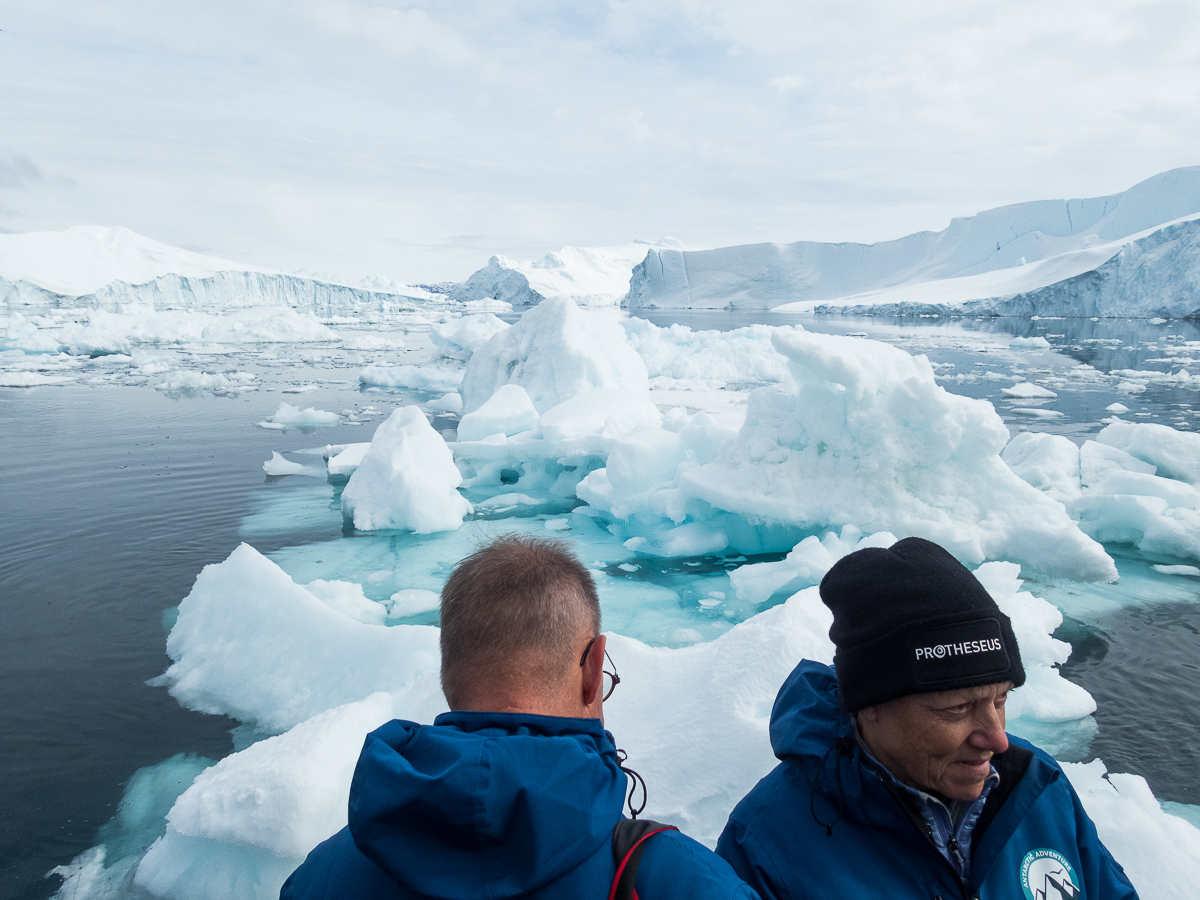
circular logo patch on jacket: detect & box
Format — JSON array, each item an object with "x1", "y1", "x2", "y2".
[{"x1": 1020, "y1": 848, "x2": 1081, "y2": 900}]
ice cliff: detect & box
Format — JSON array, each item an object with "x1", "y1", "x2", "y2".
[
  {"x1": 627, "y1": 167, "x2": 1200, "y2": 318},
  {"x1": 0, "y1": 226, "x2": 435, "y2": 316}
]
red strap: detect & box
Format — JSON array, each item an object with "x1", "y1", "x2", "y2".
[{"x1": 607, "y1": 826, "x2": 677, "y2": 900}]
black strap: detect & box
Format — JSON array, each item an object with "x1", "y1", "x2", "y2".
[{"x1": 610, "y1": 818, "x2": 678, "y2": 900}]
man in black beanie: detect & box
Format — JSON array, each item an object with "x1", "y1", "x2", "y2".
[{"x1": 716, "y1": 537, "x2": 1138, "y2": 900}]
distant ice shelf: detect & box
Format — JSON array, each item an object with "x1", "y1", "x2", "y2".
[
  {"x1": 0, "y1": 226, "x2": 439, "y2": 317},
  {"x1": 627, "y1": 167, "x2": 1200, "y2": 319}
]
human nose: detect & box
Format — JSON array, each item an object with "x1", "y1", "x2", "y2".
[{"x1": 967, "y1": 701, "x2": 1009, "y2": 754}]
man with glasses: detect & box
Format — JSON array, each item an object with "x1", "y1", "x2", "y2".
[
  {"x1": 716, "y1": 537, "x2": 1138, "y2": 900},
  {"x1": 281, "y1": 533, "x2": 757, "y2": 900}
]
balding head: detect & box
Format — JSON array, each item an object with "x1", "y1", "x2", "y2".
[{"x1": 439, "y1": 534, "x2": 602, "y2": 713}]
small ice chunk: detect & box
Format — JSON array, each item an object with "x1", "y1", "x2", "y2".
[
  {"x1": 426, "y1": 392, "x2": 463, "y2": 413},
  {"x1": 341, "y1": 406, "x2": 473, "y2": 533},
  {"x1": 545, "y1": 518, "x2": 570, "y2": 531},
  {"x1": 1011, "y1": 408, "x2": 1064, "y2": 418},
  {"x1": 618, "y1": 562, "x2": 639, "y2": 572},
  {"x1": 1002, "y1": 382, "x2": 1057, "y2": 399},
  {"x1": 326, "y1": 442, "x2": 370, "y2": 477},
  {"x1": 1106, "y1": 403, "x2": 1130, "y2": 414},
  {"x1": 698, "y1": 597, "x2": 722, "y2": 608},
  {"x1": 1152, "y1": 564, "x2": 1200, "y2": 577},
  {"x1": 386, "y1": 589, "x2": 441, "y2": 617},
  {"x1": 263, "y1": 452, "x2": 314, "y2": 476},
  {"x1": 263, "y1": 402, "x2": 340, "y2": 427},
  {"x1": 1009, "y1": 336, "x2": 1051, "y2": 350},
  {"x1": 475, "y1": 493, "x2": 543, "y2": 510}
]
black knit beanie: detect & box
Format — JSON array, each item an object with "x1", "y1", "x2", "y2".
[{"x1": 819, "y1": 537, "x2": 1025, "y2": 712}]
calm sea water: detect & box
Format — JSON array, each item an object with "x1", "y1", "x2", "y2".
[{"x1": 2, "y1": 312, "x2": 1198, "y2": 899}]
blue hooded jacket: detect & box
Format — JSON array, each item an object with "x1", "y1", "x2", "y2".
[
  {"x1": 281, "y1": 710, "x2": 757, "y2": 900},
  {"x1": 716, "y1": 661, "x2": 1139, "y2": 900}
]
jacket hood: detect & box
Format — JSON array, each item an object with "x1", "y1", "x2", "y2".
[
  {"x1": 769, "y1": 659, "x2": 905, "y2": 828},
  {"x1": 348, "y1": 711, "x2": 627, "y2": 899}
]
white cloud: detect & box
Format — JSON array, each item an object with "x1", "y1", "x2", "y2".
[{"x1": 1, "y1": 0, "x2": 1198, "y2": 282}]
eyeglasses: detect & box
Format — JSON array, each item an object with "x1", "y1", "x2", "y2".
[{"x1": 579, "y1": 635, "x2": 621, "y2": 702}]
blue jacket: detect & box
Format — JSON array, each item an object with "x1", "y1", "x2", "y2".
[
  {"x1": 281, "y1": 711, "x2": 757, "y2": 900},
  {"x1": 716, "y1": 661, "x2": 1139, "y2": 900}
]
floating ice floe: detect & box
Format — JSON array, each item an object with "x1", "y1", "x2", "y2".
[
  {"x1": 1, "y1": 313, "x2": 61, "y2": 352},
  {"x1": 1002, "y1": 381, "x2": 1058, "y2": 399},
  {"x1": 258, "y1": 402, "x2": 340, "y2": 429},
  {"x1": 1004, "y1": 422, "x2": 1200, "y2": 562},
  {"x1": 156, "y1": 371, "x2": 257, "y2": 395},
  {"x1": 57, "y1": 306, "x2": 338, "y2": 355},
  {"x1": 579, "y1": 328, "x2": 1116, "y2": 581},
  {"x1": 111, "y1": 540, "x2": 1198, "y2": 900},
  {"x1": 358, "y1": 363, "x2": 464, "y2": 392},
  {"x1": 341, "y1": 406, "x2": 472, "y2": 532}
]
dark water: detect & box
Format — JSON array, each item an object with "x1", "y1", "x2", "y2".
[
  {"x1": 0, "y1": 385, "x2": 382, "y2": 900},
  {"x1": 3, "y1": 314, "x2": 1200, "y2": 898}
]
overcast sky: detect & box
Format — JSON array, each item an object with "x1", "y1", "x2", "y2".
[{"x1": 2, "y1": 1, "x2": 1199, "y2": 283}]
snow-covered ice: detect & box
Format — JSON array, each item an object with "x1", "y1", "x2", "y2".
[
  {"x1": 630, "y1": 167, "x2": 1200, "y2": 318},
  {"x1": 451, "y1": 240, "x2": 683, "y2": 309},
  {"x1": 340, "y1": 407, "x2": 473, "y2": 533},
  {"x1": 92, "y1": 539, "x2": 1194, "y2": 900}
]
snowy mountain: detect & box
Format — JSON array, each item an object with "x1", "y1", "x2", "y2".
[
  {"x1": 0, "y1": 225, "x2": 436, "y2": 316},
  {"x1": 450, "y1": 238, "x2": 685, "y2": 308},
  {"x1": 627, "y1": 167, "x2": 1200, "y2": 318}
]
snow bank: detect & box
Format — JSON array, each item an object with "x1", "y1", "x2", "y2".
[
  {"x1": 450, "y1": 240, "x2": 682, "y2": 309},
  {"x1": 628, "y1": 167, "x2": 1200, "y2": 318},
  {"x1": 1004, "y1": 423, "x2": 1200, "y2": 562},
  {"x1": 57, "y1": 307, "x2": 337, "y2": 355},
  {"x1": 582, "y1": 329, "x2": 1116, "y2": 581},
  {"x1": 340, "y1": 406, "x2": 472, "y2": 533},
  {"x1": 120, "y1": 540, "x2": 1191, "y2": 900},
  {"x1": 459, "y1": 297, "x2": 648, "y2": 414}
]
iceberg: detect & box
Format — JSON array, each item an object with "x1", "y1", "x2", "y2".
[
  {"x1": 627, "y1": 167, "x2": 1200, "y2": 318},
  {"x1": 0, "y1": 226, "x2": 437, "y2": 317},
  {"x1": 1005, "y1": 423, "x2": 1200, "y2": 562},
  {"x1": 340, "y1": 406, "x2": 473, "y2": 533},
  {"x1": 459, "y1": 297, "x2": 648, "y2": 414},
  {"x1": 450, "y1": 240, "x2": 683, "y2": 309},
  {"x1": 581, "y1": 329, "x2": 1117, "y2": 582}
]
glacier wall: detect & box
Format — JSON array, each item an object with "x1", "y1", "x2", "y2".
[
  {"x1": 1, "y1": 270, "x2": 432, "y2": 318},
  {"x1": 627, "y1": 167, "x2": 1200, "y2": 315},
  {"x1": 963, "y1": 217, "x2": 1200, "y2": 319}
]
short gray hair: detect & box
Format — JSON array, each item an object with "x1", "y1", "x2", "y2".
[{"x1": 439, "y1": 534, "x2": 601, "y2": 708}]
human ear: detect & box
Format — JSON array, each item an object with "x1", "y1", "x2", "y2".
[{"x1": 580, "y1": 634, "x2": 606, "y2": 708}]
